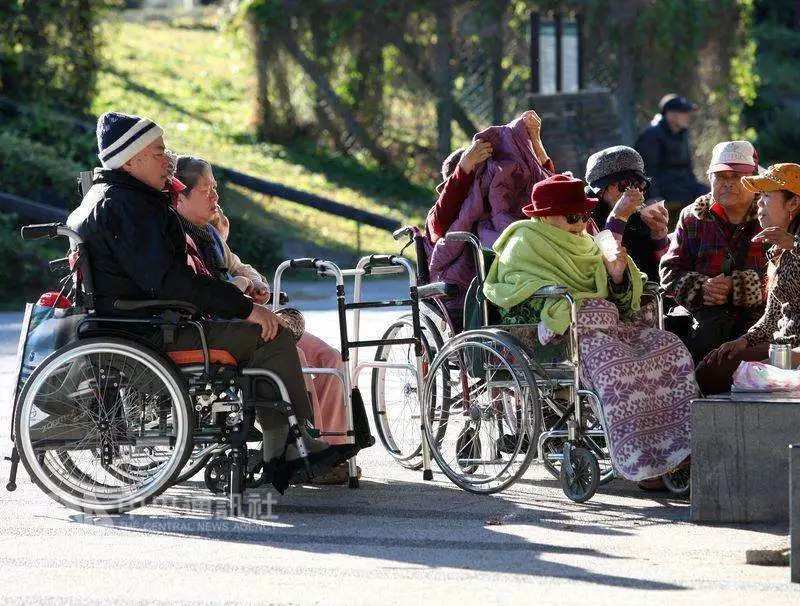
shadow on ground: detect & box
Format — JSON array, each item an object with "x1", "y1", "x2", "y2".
[{"x1": 68, "y1": 476, "x2": 687, "y2": 592}]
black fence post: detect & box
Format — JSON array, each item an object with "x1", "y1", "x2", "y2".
[
  {"x1": 554, "y1": 13, "x2": 563, "y2": 93},
  {"x1": 576, "y1": 13, "x2": 584, "y2": 90}
]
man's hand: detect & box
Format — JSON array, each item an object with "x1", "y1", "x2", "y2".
[
  {"x1": 247, "y1": 281, "x2": 270, "y2": 305},
  {"x1": 640, "y1": 203, "x2": 669, "y2": 239},
  {"x1": 458, "y1": 139, "x2": 493, "y2": 174},
  {"x1": 603, "y1": 246, "x2": 629, "y2": 284},
  {"x1": 246, "y1": 303, "x2": 280, "y2": 341},
  {"x1": 610, "y1": 188, "x2": 644, "y2": 221},
  {"x1": 702, "y1": 274, "x2": 733, "y2": 306},
  {"x1": 702, "y1": 336, "x2": 748, "y2": 366},
  {"x1": 753, "y1": 226, "x2": 795, "y2": 251}
]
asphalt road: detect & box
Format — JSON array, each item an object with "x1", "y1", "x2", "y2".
[{"x1": 0, "y1": 280, "x2": 797, "y2": 605}]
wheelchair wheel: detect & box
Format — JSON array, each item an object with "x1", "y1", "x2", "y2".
[
  {"x1": 662, "y1": 462, "x2": 690, "y2": 496},
  {"x1": 560, "y1": 446, "x2": 600, "y2": 503},
  {"x1": 371, "y1": 312, "x2": 448, "y2": 469},
  {"x1": 540, "y1": 396, "x2": 615, "y2": 486},
  {"x1": 14, "y1": 338, "x2": 193, "y2": 514},
  {"x1": 422, "y1": 329, "x2": 541, "y2": 494},
  {"x1": 172, "y1": 443, "x2": 227, "y2": 485}
]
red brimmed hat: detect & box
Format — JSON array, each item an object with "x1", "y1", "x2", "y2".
[{"x1": 522, "y1": 173, "x2": 597, "y2": 218}]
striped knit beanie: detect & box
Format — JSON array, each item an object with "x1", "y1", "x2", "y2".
[{"x1": 96, "y1": 111, "x2": 164, "y2": 169}]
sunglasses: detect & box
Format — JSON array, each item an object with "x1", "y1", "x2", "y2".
[
  {"x1": 615, "y1": 179, "x2": 647, "y2": 192},
  {"x1": 565, "y1": 212, "x2": 592, "y2": 224}
]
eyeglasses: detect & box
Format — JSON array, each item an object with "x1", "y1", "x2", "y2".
[
  {"x1": 565, "y1": 212, "x2": 592, "y2": 224},
  {"x1": 615, "y1": 179, "x2": 647, "y2": 192}
]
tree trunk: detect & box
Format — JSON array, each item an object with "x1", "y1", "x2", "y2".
[
  {"x1": 389, "y1": 33, "x2": 478, "y2": 139},
  {"x1": 434, "y1": 1, "x2": 454, "y2": 158},
  {"x1": 280, "y1": 32, "x2": 391, "y2": 166},
  {"x1": 488, "y1": 1, "x2": 508, "y2": 124},
  {"x1": 250, "y1": 19, "x2": 275, "y2": 141}
]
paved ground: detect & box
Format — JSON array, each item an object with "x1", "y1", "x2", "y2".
[{"x1": 0, "y1": 281, "x2": 798, "y2": 604}]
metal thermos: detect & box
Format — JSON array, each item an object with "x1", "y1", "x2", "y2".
[{"x1": 769, "y1": 343, "x2": 793, "y2": 369}]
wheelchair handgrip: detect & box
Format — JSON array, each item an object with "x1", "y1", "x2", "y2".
[
  {"x1": 113, "y1": 299, "x2": 200, "y2": 315},
  {"x1": 443, "y1": 231, "x2": 478, "y2": 244},
  {"x1": 288, "y1": 258, "x2": 320, "y2": 270},
  {"x1": 365, "y1": 254, "x2": 396, "y2": 267},
  {"x1": 49, "y1": 257, "x2": 71, "y2": 276},
  {"x1": 21, "y1": 223, "x2": 61, "y2": 241},
  {"x1": 392, "y1": 226, "x2": 415, "y2": 241}
]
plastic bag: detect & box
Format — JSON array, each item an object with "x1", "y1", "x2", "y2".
[{"x1": 731, "y1": 360, "x2": 800, "y2": 392}]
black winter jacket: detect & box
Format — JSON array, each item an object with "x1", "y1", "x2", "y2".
[
  {"x1": 67, "y1": 169, "x2": 253, "y2": 319},
  {"x1": 634, "y1": 116, "x2": 708, "y2": 205}
]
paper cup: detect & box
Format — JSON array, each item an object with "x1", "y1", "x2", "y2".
[{"x1": 593, "y1": 230, "x2": 619, "y2": 261}]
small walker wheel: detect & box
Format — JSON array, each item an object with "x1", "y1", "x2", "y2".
[
  {"x1": 560, "y1": 446, "x2": 600, "y2": 503},
  {"x1": 662, "y1": 463, "x2": 690, "y2": 496},
  {"x1": 6, "y1": 482, "x2": 17, "y2": 492},
  {"x1": 455, "y1": 424, "x2": 481, "y2": 474},
  {"x1": 204, "y1": 454, "x2": 232, "y2": 494}
]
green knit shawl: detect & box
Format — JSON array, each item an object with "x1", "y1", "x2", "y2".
[{"x1": 483, "y1": 220, "x2": 643, "y2": 334}]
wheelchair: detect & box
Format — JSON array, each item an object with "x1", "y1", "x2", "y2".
[
  {"x1": 374, "y1": 226, "x2": 690, "y2": 502},
  {"x1": 4, "y1": 223, "x2": 363, "y2": 515}
]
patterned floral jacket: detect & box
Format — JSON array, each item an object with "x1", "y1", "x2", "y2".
[
  {"x1": 745, "y1": 233, "x2": 800, "y2": 347},
  {"x1": 659, "y1": 194, "x2": 767, "y2": 312}
]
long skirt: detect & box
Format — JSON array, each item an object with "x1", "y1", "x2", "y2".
[{"x1": 576, "y1": 299, "x2": 695, "y2": 481}]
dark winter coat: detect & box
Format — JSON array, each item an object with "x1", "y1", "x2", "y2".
[
  {"x1": 67, "y1": 168, "x2": 253, "y2": 319},
  {"x1": 634, "y1": 116, "x2": 708, "y2": 205}
]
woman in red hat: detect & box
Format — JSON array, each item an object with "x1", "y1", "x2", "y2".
[{"x1": 484, "y1": 173, "x2": 696, "y2": 488}]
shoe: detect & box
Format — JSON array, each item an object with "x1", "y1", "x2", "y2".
[
  {"x1": 637, "y1": 476, "x2": 668, "y2": 491},
  {"x1": 308, "y1": 462, "x2": 362, "y2": 485}
]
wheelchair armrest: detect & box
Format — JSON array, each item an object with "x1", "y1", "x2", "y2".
[
  {"x1": 417, "y1": 281, "x2": 459, "y2": 300},
  {"x1": 113, "y1": 299, "x2": 200, "y2": 315},
  {"x1": 643, "y1": 281, "x2": 663, "y2": 296},
  {"x1": 531, "y1": 285, "x2": 570, "y2": 299}
]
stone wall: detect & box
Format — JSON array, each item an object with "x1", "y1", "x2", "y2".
[{"x1": 526, "y1": 90, "x2": 621, "y2": 178}]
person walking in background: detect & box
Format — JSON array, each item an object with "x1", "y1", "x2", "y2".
[{"x1": 635, "y1": 93, "x2": 709, "y2": 212}]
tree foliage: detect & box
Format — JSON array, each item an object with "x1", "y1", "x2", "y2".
[{"x1": 0, "y1": 0, "x2": 113, "y2": 116}]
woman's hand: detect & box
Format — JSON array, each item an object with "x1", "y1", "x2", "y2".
[
  {"x1": 603, "y1": 245, "x2": 629, "y2": 284},
  {"x1": 610, "y1": 188, "x2": 644, "y2": 221},
  {"x1": 752, "y1": 227, "x2": 795, "y2": 251},
  {"x1": 521, "y1": 109, "x2": 542, "y2": 143},
  {"x1": 458, "y1": 139, "x2": 493, "y2": 174},
  {"x1": 702, "y1": 336, "x2": 748, "y2": 365},
  {"x1": 640, "y1": 204, "x2": 669, "y2": 239}
]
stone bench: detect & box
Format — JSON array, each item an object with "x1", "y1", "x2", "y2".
[
  {"x1": 692, "y1": 394, "x2": 800, "y2": 524},
  {"x1": 792, "y1": 444, "x2": 800, "y2": 583}
]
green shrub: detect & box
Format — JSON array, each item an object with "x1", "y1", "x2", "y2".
[
  {"x1": 225, "y1": 218, "x2": 283, "y2": 276},
  {"x1": 0, "y1": 130, "x2": 83, "y2": 209},
  {"x1": 0, "y1": 213, "x2": 66, "y2": 308},
  {"x1": 755, "y1": 106, "x2": 800, "y2": 165}
]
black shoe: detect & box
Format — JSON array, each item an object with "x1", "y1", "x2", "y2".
[{"x1": 263, "y1": 444, "x2": 360, "y2": 494}]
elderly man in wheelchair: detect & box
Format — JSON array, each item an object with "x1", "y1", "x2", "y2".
[{"x1": 5, "y1": 111, "x2": 356, "y2": 515}]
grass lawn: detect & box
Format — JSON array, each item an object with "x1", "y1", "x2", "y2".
[{"x1": 92, "y1": 13, "x2": 432, "y2": 268}]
